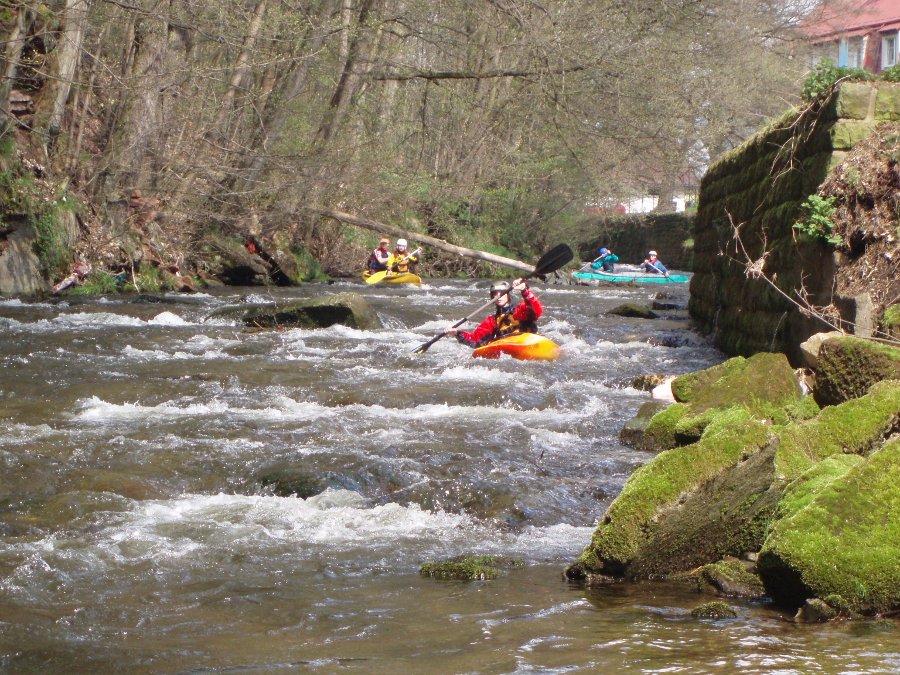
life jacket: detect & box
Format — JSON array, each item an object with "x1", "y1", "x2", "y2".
[
  {"x1": 388, "y1": 250, "x2": 417, "y2": 273},
  {"x1": 493, "y1": 304, "x2": 538, "y2": 339},
  {"x1": 368, "y1": 247, "x2": 389, "y2": 271}
]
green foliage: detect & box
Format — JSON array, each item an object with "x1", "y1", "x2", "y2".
[
  {"x1": 32, "y1": 208, "x2": 69, "y2": 279},
  {"x1": 0, "y1": 134, "x2": 15, "y2": 158},
  {"x1": 883, "y1": 304, "x2": 900, "y2": 329},
  {"x1": 793, "y1": 195, "x2": 841, "y2": 245},
  {"x1": 66, "y1": 271, "x2": 120, "y2": 295},
  {"x1": 881, "y1": 64, "x2": 900, "y2": 82},
  {"x1": 801, "y1": 58, "x2": 875, "y2": 102},
  {"x1": 290, "y1": 245, "x2": 329, "y2": 282}
]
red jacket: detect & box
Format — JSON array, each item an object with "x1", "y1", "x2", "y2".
[{"x1": 456, "y1": 289, "x2": 543, "y2": 347}]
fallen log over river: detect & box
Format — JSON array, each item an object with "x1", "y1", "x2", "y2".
[{"x1": 307, "y1": 206, "x2": 536, "y2": 274}]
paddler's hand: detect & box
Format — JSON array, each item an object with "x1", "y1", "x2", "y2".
[
  {"x1": 511, "y1": 278, "x2": 528, "y2": 293},
  {"x1": 444, "y1": 327, "x2": 458, "y2": 336}
]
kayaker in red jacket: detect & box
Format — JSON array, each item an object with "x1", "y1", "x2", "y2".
[{"x1": 444, "y1": 278, "x2": 543, "y2": 347}]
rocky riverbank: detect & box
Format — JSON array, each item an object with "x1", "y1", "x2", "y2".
[{"x1": 566, "y1": 334, "x2": 900, "y2": 621}]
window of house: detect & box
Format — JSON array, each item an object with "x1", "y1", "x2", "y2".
[
  {"x1": 884, "y1": 33, "x2": 898, "y2": 69},
  {"x1": 839, "y1": 38, "x2": 849, "y2": 66},
  {"x1": 848, "y1": 37, "x2": 866, "y2": 69}
]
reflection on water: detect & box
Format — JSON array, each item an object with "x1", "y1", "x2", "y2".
[{"x1": 0, "y1": 280, "x2": 897, "y2": 674}]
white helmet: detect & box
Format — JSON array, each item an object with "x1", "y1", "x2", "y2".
[
  {"x1": 397, "y1": 239, "x2": 407, "y2": 247},
  {"x1": 648, "y1": 250, "x2": 657, "y2": 256},
  {"x1": 490, "y1": 281, "x2": 512, "y2": 296}
]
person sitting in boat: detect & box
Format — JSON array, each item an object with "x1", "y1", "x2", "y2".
[
  {"x1": 387, "y1": 239, "x2": 419, "y2": 274},
  {"x1": 591, "y1": 247, "x2": 619, "y2": 272},
  {"x1": 367, "y1": 238, "x2": 391, "y2": 272},
  {"x1": 443, "y1": 279, "x2": 543, "y2": 347},
  {"x1": 641, "y1": 250, "x2": 668, "y2": 274}
]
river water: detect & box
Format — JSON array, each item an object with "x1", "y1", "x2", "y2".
[{"x1": 1, "y1": 278, "x2": 898, "y2": 674}]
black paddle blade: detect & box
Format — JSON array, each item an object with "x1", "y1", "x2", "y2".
[{"x1": 530, "y1": 243, "x2": 574, "y2": 278}]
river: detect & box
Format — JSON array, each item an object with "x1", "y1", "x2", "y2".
[{"x1": 1, "y1": 278, "x2": 897, "y2": 674}]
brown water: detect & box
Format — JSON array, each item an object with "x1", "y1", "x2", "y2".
[{"x1": 0, "y1": 279, "x2": 897, "y2": 674}]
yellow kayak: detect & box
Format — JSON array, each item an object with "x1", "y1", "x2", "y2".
[
  {"x1": 362, "y1": 270, "x2": 422, "y2": 285},
  {"x1": 472, "y1": 333, "x2": 560, "y2": 361}
]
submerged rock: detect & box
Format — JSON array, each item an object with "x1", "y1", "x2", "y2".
[
  {"x1": 690, "y1": 601, "x2": 737, "y2": 619},
  {"x1": 607, "y1": 303, "x2": 659, "y2": 319},
  {"x1": 794, "y1": 598, "x2": 838, "y2": 623},
  {"x1": 420, "y1": 555, "x2": 523, "y2": 581},
  {"x1": 241, "y1": 292, "x2": 382, "y2": 330},
  {"x1": 694, "y1": 559, "x2": 767, "y2": 599}
]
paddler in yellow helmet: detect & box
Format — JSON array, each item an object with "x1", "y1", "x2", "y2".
[
  {"x1": 386, "y1": 239, "x2": 419, "y2": 275},
  {"x1": 443, "y1": 278, "x2": 544, "y2": 347}
]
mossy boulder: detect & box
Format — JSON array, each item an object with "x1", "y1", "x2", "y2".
[
  {"x1": 794, "y1": 598, "x2": 839, "y2": 623},
  {"x1": 639, "y1": 402, "x2": 689, "y2": 451},
  {"x1": 775, "y1": 380, "x2": 900, "y2": 480},
  {"x1": 639, "y1": 353, "x2": 801, "y2": 450},
  {"x1": 813, "y1": 336, "x2": 900, "y2": 407},
  {"x1": 571, "y1": 420, "x2": 776, "y2": 579},
  {"x1": 690, "y1": 601, "x2": 737, "y2": 619},
  {"x1": 694, "y1": 559, "x2": 767, "y2": 599},
  {"x1": 619, "y1": 400, "x2": 672, "y2": 449},
  {"x1": 671, "y1": 352, "x2": 801, "y2": 416},
  {"x1": 419, "y1": 555, "x2": 522, "y2": 581},
  {"x1": 758, "y1": 436, "x2": 900, "y2": 614},
  {"x1": 241, "y1": 292, "x2": 382, "y2": 330},
  {"x1": 607, "y1": 303, "x2": 659, "y2": 319}
]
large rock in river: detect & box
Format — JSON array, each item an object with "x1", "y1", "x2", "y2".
[
  {"x1": 635, "y1": 352, "x2": 801, "y2": 451},
  {"x1": 241, "y1": 291, "x2": 382, "y2": 330},
  {"x1": 569, "y1": 379, "x2": 900, "y2": 583},
  {"x1": 759, "y1": 435, "x2": 900, "y2": 614}
]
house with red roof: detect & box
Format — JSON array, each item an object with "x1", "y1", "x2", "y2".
[{"x1": 803, "y1": 0, "x2": 900, "y2": 73}]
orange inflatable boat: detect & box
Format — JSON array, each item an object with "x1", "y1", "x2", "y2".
[{"x1": 472, "y1": 333, "x2": 560, "y2": 361}]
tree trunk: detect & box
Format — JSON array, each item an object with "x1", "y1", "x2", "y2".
[
  {"x1": 0, "y1": 2, "x2": 34, "y2": 135},
  {"x1": 47, "y1": 0, "x2": 91, "y2": 152},
  {"x1": 310, "y1": 207, "x2": 537, "y2": 273}
]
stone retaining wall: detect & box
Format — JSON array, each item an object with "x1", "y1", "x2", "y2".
[{"x1": 688, "y1": 81, "x2": 900, "y2": 365}]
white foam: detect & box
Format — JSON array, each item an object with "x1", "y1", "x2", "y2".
[
  {"x1": 74, "y1": 395, "x2": 337, "y2": 423},
  {"x1": 435, "y1": 365, "x2": 539, "y2": 386},
  {"x1": 149, "y1": 311, "x2": 192, "y2": 326},
  {"x1": 122, "y1": 344, "x2": 231, "y2": 361}
]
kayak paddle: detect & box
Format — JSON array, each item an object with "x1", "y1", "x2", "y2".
[
  {"x1": 411, "y1": 243, "x2": 574, "y2": 354},
  {"x1": 366, "y1": 248, "x2": 422, "y2": 284}
]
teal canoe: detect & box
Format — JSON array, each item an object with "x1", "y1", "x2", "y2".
[{"x1": 573, "y1": 269, "x2": 690, "y2": 284}]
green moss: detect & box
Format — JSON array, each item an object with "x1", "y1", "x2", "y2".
[
  {"x1": 642, "y1": 402, "x2": 688, "y2": 450},
  {"x1": 419, "y1": 555, "x2": 522, "y2": 581},
  {"x1": 775, "y1": 380, "x2": 900, "y2": 479},
  {"x1": 578, "y1": 420, "x2": 772, "y2": 572},
  {"x1": 883, "y1": 304, "x2": 900, "y2": 328},
  {"x1": 815, "y1": 337, "x2": 900, "y2": 406},
  {"x1": 32, "y1": 208, "x2": 70, "y2": 279},
  {"x1": 690, "y1": 601, "x2": 737, "y2": 619},
  {"x1": 784, "y1": 395, "x2": 821, "y2": 422},
  {"x1": 670, "y1": 353, "x2": 800, "y2": 414},
  {"x1": 760, "y1": 436, "x2": 900, "y2": 613},
  {"x1": 64, "y1": 271, "x2": 120, "y2": 295},
  {"x1": 772, "y1": 454, "x2": 863, "y2": 522},
  {"x1": 697, "y1": 559, "x2": 767, "y2": 597}
]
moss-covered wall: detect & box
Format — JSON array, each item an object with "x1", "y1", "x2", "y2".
[
  {"x1": 688, "y1": 82, "x2": 900, "y2": 365},
  {"x1": 579, "y1": 213, "x2": 694, "y2": 270}
]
